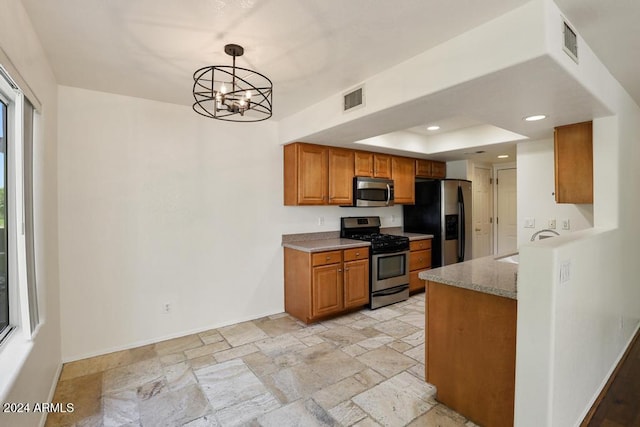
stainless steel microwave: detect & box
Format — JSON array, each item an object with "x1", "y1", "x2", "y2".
[{"x1": 346, "y1": 177, "x2": 395, "y2": 207}]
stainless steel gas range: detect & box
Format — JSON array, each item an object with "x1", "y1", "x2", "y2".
[{"x1": 340, "y1": 216, "x2": 410, "y2": 309}]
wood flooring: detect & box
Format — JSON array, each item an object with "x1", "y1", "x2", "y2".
[{"x1": 586, "y1": 330, "x2": 640, "y2": 427}]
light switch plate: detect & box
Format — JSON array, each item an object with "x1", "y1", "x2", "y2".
[
  {"x1": 562, "y1": 219, "x2": 570, "y2": 230},
  {"x1": 524, "y1": 217, "x2": 535, "y2": 228},
  {"x1": 548, "y1": 219, "x2": 556, "y2": 229}
]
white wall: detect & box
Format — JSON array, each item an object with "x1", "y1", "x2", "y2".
[
  {"x1": 516, "y1": 138, "x2": 593, "y2": 246},
  {"x1": 444, "y1": 160, "x2": 471, "y2": 180},
  {"x1": 0, "y1": 0, "x2": 61, "y2": 425},
  {"x1": 57, "y1": 86, "x2": 404, "y2": 361},
  {"x1": 514, "y1": 1, "x2": 640, "y2": 426},
  {"x1": 279, "y1": 0, "x2": 547, "y2": 144}
]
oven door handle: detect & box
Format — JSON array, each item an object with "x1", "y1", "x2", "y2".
[{"x1": 374, "y1": 285, "x2": 409, "y2": 297}]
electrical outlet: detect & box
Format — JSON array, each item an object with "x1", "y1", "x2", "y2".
[
  {"x1": 318, "y1": 216, "x2": 324, "y2": 226},
  {"x1": 524, "y1": 217, "x2": 535, "y2": 228},
  {"x1": 163, "y1": 303, "x2": 171, "y2": 314},
  {"x1": 562, "y1": 219, "x2": 570, "y2": 230},
  {"x1": 548, "y1": 219, "x2": 556, "y2": 229},
  {"x1": 391, "y1": 214, "x2": 396, "y2": 223}
]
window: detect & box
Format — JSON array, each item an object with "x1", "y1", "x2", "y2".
[
  {"x1": 0, "y1": 65, "x2": 38, "y2": 346},
  {"x1": 0, "y1": 98, "x2": 7, "y2": 340}
]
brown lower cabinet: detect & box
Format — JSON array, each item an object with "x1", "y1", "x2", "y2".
[
  {"x1": 285, "y1": 246, "x2": 369, "y2": 323},
  {"x1": 426, "y1": 280, "x2": 516, "y2": 427},
  {"x1": 409, "y1": 238, "x2": 432, "y2": 293}
]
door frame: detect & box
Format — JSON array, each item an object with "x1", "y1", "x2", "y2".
[
  {"x1": 472, "y1": 164, "x2": 494, "y2": 258},
  {"x1": 493, "y1": 162, "x2": 517, "y2": 254}
]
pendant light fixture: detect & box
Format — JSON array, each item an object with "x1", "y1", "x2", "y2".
[{"x1": 192, "y1": 44, "x2": 273, "y2": 122}]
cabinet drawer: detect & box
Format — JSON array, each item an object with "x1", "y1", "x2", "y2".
[
  {"x1": 410, "y1": 239, "x2": 432, "y2": 251},
  {"x1": 312, "y1": 250, "x2": 343, "y2": 267},
  {"x1": 410, "y1": 249, "x2": 431, "y2": 271},
  {"x1": 344, "y1": 247, "x2": 369, "y2": 261}
]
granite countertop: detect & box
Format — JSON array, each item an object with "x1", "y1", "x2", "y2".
[
  {"x1": 382, "y1": 227, "x2": 434, "y2": 241},
  {"x1": 281, "y1": 228, "x2": 432, "y2": 253},
  {"x1": 388, "y1": 231, "x2": 434, "y2": 241},
  {"x1": 282, "y1": 238, "x2": 370, "y2": 253},
  {"x1": 418, "y1": 254, "x2": 519, "y2": 299}
]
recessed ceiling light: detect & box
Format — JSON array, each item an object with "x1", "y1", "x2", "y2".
[
  {"x1": 524, "y1": 114, "x2": 547, "y2": 121},
  {"x1": 498, "y1": 154, "x2": 509, "y2": 159},
  {"x1": 427, "y1": 125, "x2": 440, "y2": 131}
]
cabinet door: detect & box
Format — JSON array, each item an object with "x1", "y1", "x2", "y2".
[
  {"x1": 374, "y1": 154, "x2": 392, "y2": 178},
  {"x1": 554, "y1": 121, "x2": 593, "y2": 204},
  {"x1": 344, "y1": 259, "x2": 369, "y2": 308},
  {"x1": 431, "y1": 161, "x2": 446, "y2": 178},
  {"x1": 298, "y1": 144, "x2": 328, "y2": 205},
  {"x1": 416, "y1": 159, "x2": 432, "y2": 178},
  {"x1": 409, "y1": 271, "x2": 424, "y2": 293},
  {"x1": 392, "y1": 156, "x2": 416, "y2": 204},
  {"x1": 312, "y1": 264, "x2": 343, "y2": 318},
  {"x1": 355, "y1": 151, "x2": 373, "y2": 177},
  {"x1": 328, "y1": 148, "x2": 354, "y2": 205}
]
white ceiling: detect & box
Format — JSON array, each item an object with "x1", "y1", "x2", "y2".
[{"x1": 20, "y1": 0, "x2": 640, "y2": 161}]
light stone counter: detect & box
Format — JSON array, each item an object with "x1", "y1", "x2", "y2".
[
  {"x1": 281, "y1": 228, "x2": 431, "y2": 253},
  {"x1": 418, "y1": 254, "x2": 518, "y2": 299},
  {"x1": 282, "y1": 238, "x2": 370, "y2": 253},
  {"x1": 382, "y1": 227, "x2": 434, "y2": 241}
]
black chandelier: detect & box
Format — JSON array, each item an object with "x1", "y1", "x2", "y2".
[{"x1": 192, "y1": 44, "x2": 273, "y2": 122}]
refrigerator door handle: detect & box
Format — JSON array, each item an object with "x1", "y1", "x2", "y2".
[{"x1": 458, "y1": 186, "x2": 466, "y2": 262}]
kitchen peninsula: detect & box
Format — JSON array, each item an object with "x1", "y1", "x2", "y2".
[{"x1": 419, "y1": 255, "x2": 519, "y2": 427}]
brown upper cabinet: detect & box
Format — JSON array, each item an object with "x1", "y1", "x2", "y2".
[
  {"x1": 284, "y1": 141, "x2": 445, "y2": 206},
  {"x1": 392, "y1": 156, "x2": 416, "y2": 204},
  {"x1": 416, "y1": 159, "x2": 446, "y2": 179},
  {"x1": 356, "y1": 152, "x2": 392, "y2": 178},
  {"x1": 554, "y1": 121, "x2": 593, "y2": 204},
  {"x1": 373, "y1": 154, "x2": 392, "y2": 178},
  {"x1": 354, "y1": 151, "x2": 374, "y2": 177},
  {"x1": 284, "y1": 142, "x2": 327, "y2": 205},
  {"x1": 284, "y1": 142, "x2": 354, "y2": 206},
  {"x1": 328, "y1": 148, "x2": 354, "y2": 205}
]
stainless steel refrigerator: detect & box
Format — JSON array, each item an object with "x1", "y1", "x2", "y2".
[{"x1": 403, "y1": 179, "x2": 472, "y2": 268}]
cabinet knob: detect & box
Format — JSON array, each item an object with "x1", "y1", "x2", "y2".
[
  {"x1": 356, "y1": 252, "x2": 360, "y2": 256},
  {"x1": 326, "y1": 256, "x2": 331, "y2": 260},
  {"x1": 338, "y1": 269, "x2": 343, "y2": 272},
  {"x1": 345, "y1": 268, "x2": 349, "y2": 271}
]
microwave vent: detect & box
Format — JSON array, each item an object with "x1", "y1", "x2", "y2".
[
  {"x1": 343, "y1": 86, "x2": 364, "y2": 112},
  {"x1": 562, "y1": 20, "x2": 578, "y2": 63}
]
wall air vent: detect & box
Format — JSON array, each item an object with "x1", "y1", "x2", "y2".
[
  {"x1": 563, "y1": 20, "x2": 578, "y2": 63},
  {"x1": 343, "y1": 85, "x2": 365, "y2": 112}
]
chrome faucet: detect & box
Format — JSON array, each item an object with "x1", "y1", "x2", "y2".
[{"x1": 530, "y1": 229, "x2": 560, "y2": 241}]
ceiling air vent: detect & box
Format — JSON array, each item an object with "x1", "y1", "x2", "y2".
[
  {"x1": 563, "y1": 20, "x2": 578, "y2": 63},
  {"x1": 343, "y1": 85, "x2": 365, "y2": 112}
]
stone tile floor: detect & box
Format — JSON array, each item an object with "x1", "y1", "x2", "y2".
[{"x1": 46, "y1": 294, "x2": 479, "y2": 427}]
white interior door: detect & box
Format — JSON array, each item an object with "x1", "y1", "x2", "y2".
[
  {"x1": 497, "y1": 168, "x2": 517, "y2": 254},
  {"x1": 473, "y1": 166, "x2": 493, "y2": 258}
]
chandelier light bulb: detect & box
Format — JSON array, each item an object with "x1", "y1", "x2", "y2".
[
  {"x1": 220, "y1": 84, "x2": 228, "y2": 95},
  {"x1": 245, "y1": 90, "x2": 252, "y2": 99}
]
